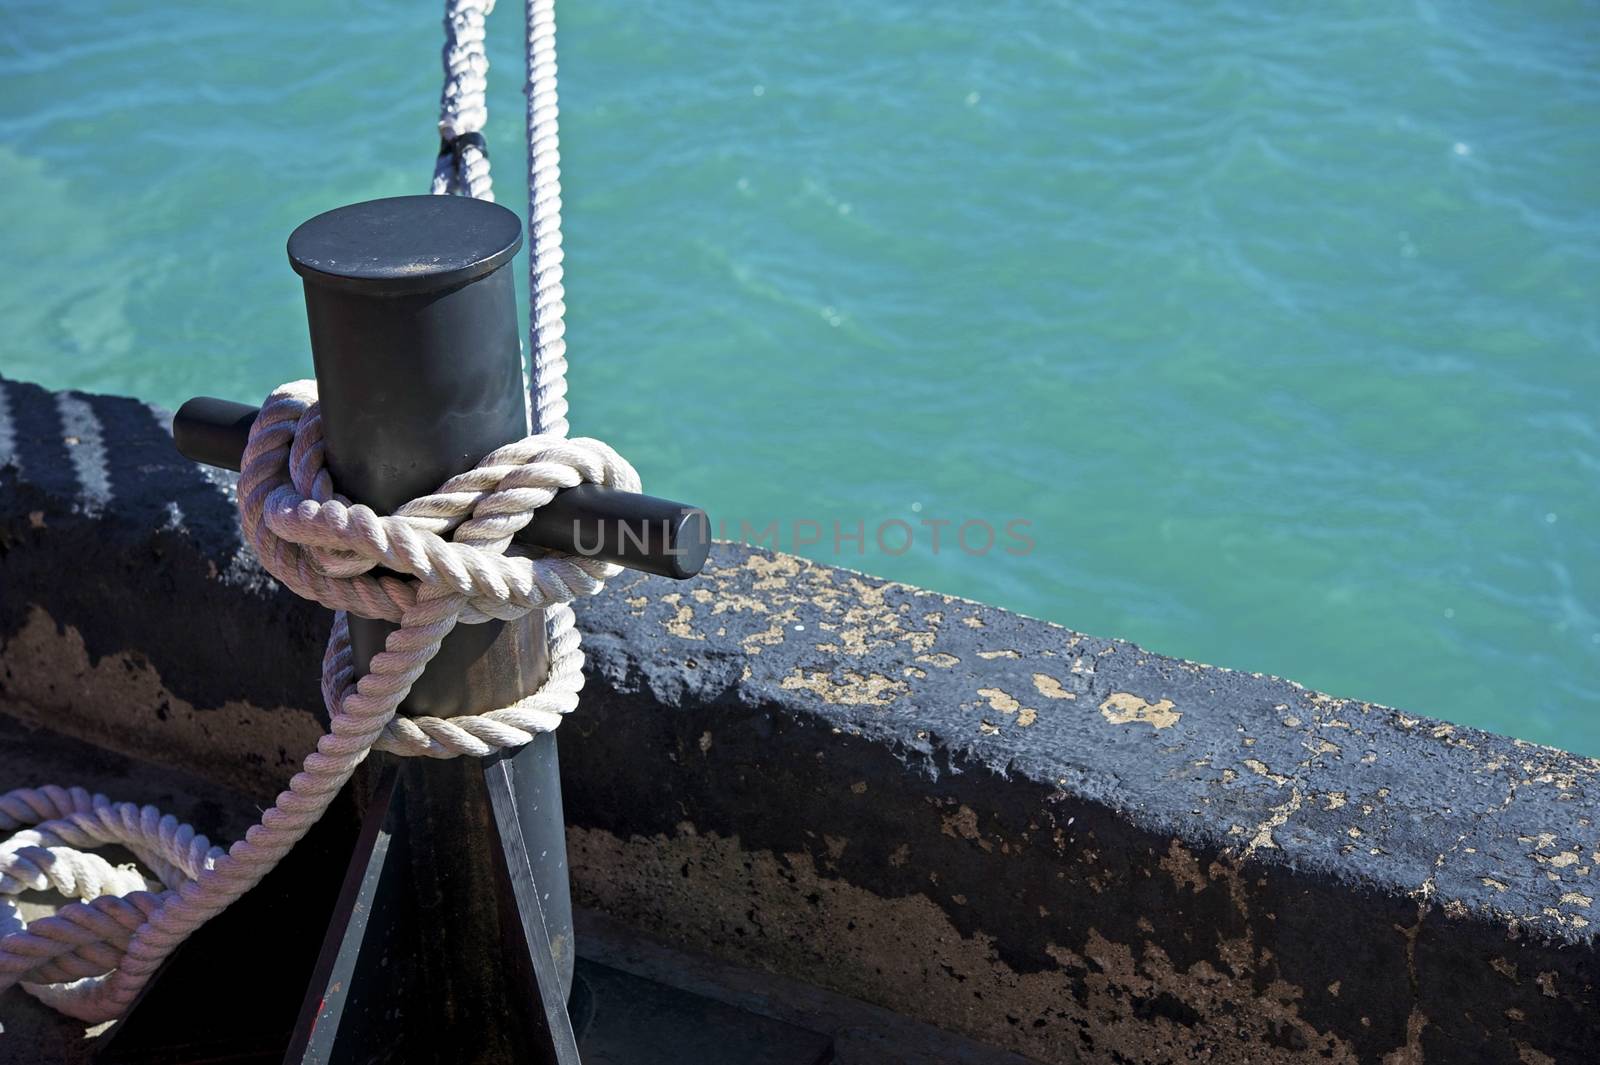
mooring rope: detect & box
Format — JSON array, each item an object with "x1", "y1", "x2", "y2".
[
  {"x1": 437, "y1": 0, "x2": 580, "y2": 732},
  {"x1": 521, "y1": 0, "x2": 586, "y2": 775},
  {"x1": 0, "y1": 380, "x2": 637, "y2": 1019},
  {"x1": 431, "y1": 0, "x2": 497, "y2": 199},
  {"x1": 525, "y1": 0, "x2": 569, "y2": 441},
  {"x1": 0, "y1": 0, "x2": 616, "y2": 1023}
]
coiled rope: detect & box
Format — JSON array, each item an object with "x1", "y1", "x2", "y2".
[{"x1": 1, "y1": 0, "x2": 610, "y2": 1023}]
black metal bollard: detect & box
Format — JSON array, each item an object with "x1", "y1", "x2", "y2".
[
  {"x1": 282, "y1": 195, "x2": 580, "y2": 1063},
  {"x1": 291, "y1": 195, "x2": 553, "y2": 718},
  {"x1": 106, "y1": 194, "x2": 703, "y2": 1064}
]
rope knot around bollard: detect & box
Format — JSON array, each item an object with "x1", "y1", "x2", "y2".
[
  {"x1": 243, "y1": 380, "x2": 639, "y2": 757},
  {"x1": 0, "y1": 379, "x2": 638, "y2": 1021}
]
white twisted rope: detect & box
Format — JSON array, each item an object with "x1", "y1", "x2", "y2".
[
  {"x1": 525, "y1": 0, "x2": 568, "y2": 441},
  {"x1": 0, "y1": 380, "x2": 637, "y2": 1020},
  {"x1": 431, "y1": 0, "x2": 497, "y2": 199},
  {"x1": 525, "y1": 0, "x2": 582, "y2": 732}
]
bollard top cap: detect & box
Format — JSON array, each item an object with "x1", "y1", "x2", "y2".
[{"x1": 288, "y1": 195, "x2": 523, "y2": 296}]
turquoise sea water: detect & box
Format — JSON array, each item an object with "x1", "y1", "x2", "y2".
[{"x1": 2, "y1": 2, "x2": 1597, "y2": 754}]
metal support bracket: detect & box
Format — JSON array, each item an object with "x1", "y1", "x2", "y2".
[{"x1": 286, "y1": 750, "x2": 581, "y2": 1065}]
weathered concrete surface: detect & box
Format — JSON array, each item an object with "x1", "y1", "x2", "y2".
[
  {"x1": 574, "y1": 907, "x2": 1039, "y2": 1065},
  {"x1": 0, "y1": 377, "x2": 326, "y2": 802},
  {"x1": 2, "y1": 375, "x2": 1597, "y2": 1063}
]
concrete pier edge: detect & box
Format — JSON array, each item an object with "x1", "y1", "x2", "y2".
[{"x1": 2, "y1": 375, "x2": 1595, "y2": 1063}]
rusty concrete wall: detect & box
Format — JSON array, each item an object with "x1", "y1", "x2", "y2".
[{"x1": 2, "y1": 374, "x2": 1596, "y2": 1063}]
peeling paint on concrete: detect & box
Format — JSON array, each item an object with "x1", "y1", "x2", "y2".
[
  {"x1": 1031, "y1": 673, "x2": 1076, "y2": 701},
  {"x1": 1099, "y1": 691, "x2": 1182, "y2": 729},
  {"x1": 780, "y1": 668, "x2": 908, "y2": 707}
]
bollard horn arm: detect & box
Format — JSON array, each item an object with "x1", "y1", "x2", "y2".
[{"x1": 173, "y1": 396, "x2": 709, "y2": 580}]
